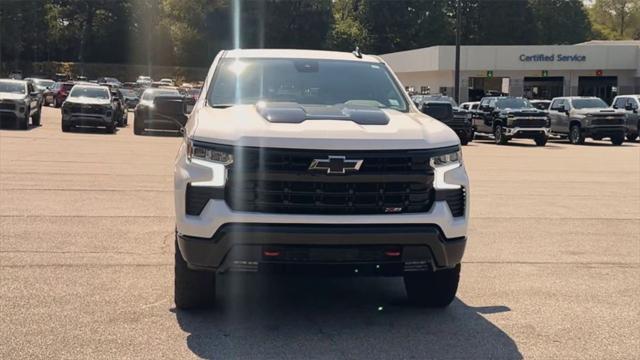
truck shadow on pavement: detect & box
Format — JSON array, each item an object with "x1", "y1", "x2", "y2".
[{"x1": 174, "y1": 275, "x2": 522, "y2": 360}]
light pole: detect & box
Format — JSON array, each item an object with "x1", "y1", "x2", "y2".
[{"x1": 454, "y1": 0, "x2": 461, "y2": 103}]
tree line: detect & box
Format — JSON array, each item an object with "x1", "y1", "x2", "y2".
[{"x1": 0, "y1": 0, "x2": 638, "y2": 69}]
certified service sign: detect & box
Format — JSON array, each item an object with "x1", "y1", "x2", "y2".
[{"x1": 519, "y1": 54, "x2": 587, "y2": 62}]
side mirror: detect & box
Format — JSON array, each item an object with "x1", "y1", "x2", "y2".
[
  {"x1": 30, "y1": 91, "x2": 39, "y2": 97},
  {"x1": 624, "y1": 103, "x2": 634, "y2": 111},
  {"x1": 152, "y1": 96, "x2": 191, "y2": 135}
]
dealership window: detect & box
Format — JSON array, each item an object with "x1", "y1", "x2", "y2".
[{"x1": 420, "y1": 86, "x2": 429, "y2": 94}]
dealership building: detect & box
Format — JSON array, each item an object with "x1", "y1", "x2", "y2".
[{"x1": 381, "y1": 40, "x2": 640, "y2": 104}]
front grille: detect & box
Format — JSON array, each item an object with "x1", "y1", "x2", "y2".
[
  {"x1": 0, "y1": 113, "x2": 17, "y2": 121},
  {"x1": 216, "y1": 145, "x2": 443, "y2": 215},
  {"x1": 591, "y1": 117, "x2": 624, "y2": 126},
  {"x1": 0, "y1": 103, "x2": 16, "y2": 110},
  {"x1": 227, "y1": 180, "x2": 433, "y2": 214},
  {"x1": 511, "y1": 117, "x2": 548, "y2": 127},
  {"x1": 70, "y1": 104, "x2": 105, "y2": 115}
]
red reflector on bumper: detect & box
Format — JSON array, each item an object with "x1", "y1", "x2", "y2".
[
  {"x1": 263, "y1": 250, "x2": 280, "y2": 257},
  {"x1": 384, "y1": 250, "x2": 401, "y2": 257}
]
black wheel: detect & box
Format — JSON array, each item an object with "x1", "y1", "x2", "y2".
[
  {"x1": 19, "y1": 108, "x2": 29, "y2": 130},
  {"x1": 61, "y1": 122, "x2": 71, "y2": 132},
  {"x1": 134, "y1": 118, "x2": 145, "y2": 135},
  {"x1": 174, "y1": 237, "x2": 216, "y2": 309},
  {"x1": 494, "y1": 125, "x2": 508, "y2": 145},
  {"x1": 569, "y1": 124, "x2": 585, "y2": 145},
  {"x1": 32, "y1": 106, "x2": 42, "y2": 127},
  {"x1": 611, "y1": 134, "x2": 624, "y2": 146},
  {"x1": 404, "y1": 264, "x2": 460, "y2": 307},
  {"x1": 54, "y1": 98, "x2": 61, "y2": 108},
  {"x1": 106, "y1": 121, "x2": 116, "y2": 134},
  {"x1": 627, "y1": 132, "x2": 639, "y2": 142},
  {"x1": 534, "y1": 134, "x2": 548, "y2": 146},
  {"x1": 459, "y1": 133, "x2": 469, "y2": 146}
]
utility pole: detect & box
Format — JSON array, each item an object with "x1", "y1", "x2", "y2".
[{"x1": 454, "y1": 0, "x2": 461, "y2": 103}]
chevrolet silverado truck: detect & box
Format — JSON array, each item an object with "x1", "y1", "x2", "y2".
[
  {"x1": 612, "y1": 95, "x2": 639, "y2": 141},
  {"x1": 548, "y1": 97, "x2": 626, "y2": 145},
  {"x1": 164, "y1": 49, "x2": 469, "y2": 309},
  {"x1": 474, "y1": 96, "x2": 549, "y2": 146},
  {"x1": 417, "y1": 95, "x2": 473, "y2": 145}
]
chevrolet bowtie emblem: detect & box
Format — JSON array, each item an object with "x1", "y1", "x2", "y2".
[{"x1": 309, "y1": 156, "x2": 363, "y2": 174}]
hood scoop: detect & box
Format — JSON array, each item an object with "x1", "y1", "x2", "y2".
[{"x1": 256, "y1": 102, "x2": 390, "y2": 125}]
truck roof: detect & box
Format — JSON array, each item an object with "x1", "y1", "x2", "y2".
[{"x1": 222, "y1": 49, "x2": 382, "y2": 63}]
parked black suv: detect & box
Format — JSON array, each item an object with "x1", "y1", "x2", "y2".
[
  {"x1": 417, "y1": 95, "x2": 473, "y2": 145},
  {"x1": 474, "y1": 96, "x2": 549, "y2": 146}
]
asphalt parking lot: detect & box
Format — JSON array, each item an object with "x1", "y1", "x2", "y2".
[{"x1": 1, "y1": 107, "x2": 639, "y2": 359}]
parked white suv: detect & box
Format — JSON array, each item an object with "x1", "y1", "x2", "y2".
[{"x1": 168, "y1": 49, "x2": 469, "y2": 309}]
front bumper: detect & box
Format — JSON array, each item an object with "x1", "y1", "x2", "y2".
[
  {"x1": 177, "y1": 224, "x2": 466, "y2": 274},
  {"x1": 174, "y1": 143, "x2": 470, "y2": 274},
  {"x1": 503, "y1": 127, "x2": 549, "y2": 137},
  {"x1": 63, "y1": 113, "x2": 112, "y2": 127},
  {"x1": 584, "y1": 125, "x2": 626, "y2": 138}
]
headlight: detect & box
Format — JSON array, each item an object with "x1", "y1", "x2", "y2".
[
  {"x1": 187, "y1": 140, "x2": 233, "y2": 188},
  {"x1": 431, "y1": 149, "x2": 462, "y2": 190},
  {"x1": 187, "y1": 141, "x2": 234, "y2": 165},
  {"x1": 431, "y1": 150, "x2": 462, "y2": 167}
]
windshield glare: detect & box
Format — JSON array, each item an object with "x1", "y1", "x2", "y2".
[
  {"x1": 572, "y1": 98, "x2": 607, "y2": 109},
  {"x1": 69, "y1": 86, "x2": 110, "y2": 99},
  {"x1": 423, "y1": 96, "x2": 457, "y2": 107},
  {"x1": 209, "y1": 58, "x2": 408, "y2": 111},
  {"x1": 496, "y1": 98, "x2": 532, "y2": 109},
  {"x1": 0, "y1": 81, "x2": 26, "y2": 94},
  {"x1": 141, "y1": 89, "x2": 179, "y2": 101},
  {"x1": 34, "y1": 79, "x2": 54, "y2": 88}
]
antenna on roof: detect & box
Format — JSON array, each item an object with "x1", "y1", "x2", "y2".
[{"x1": 352, "y1": 46, "x2": 362, "y2": 59}]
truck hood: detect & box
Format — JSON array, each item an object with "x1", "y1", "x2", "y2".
[
  {"x1": 573, "y1": 108, "x2": 625, "y2": 116},
  {"x1": 189, "y1": 104, "x2": 459, "y2": 150},
  {"x1": 65, "y1": 97, "x2": 111, "y2": 106},
  {"x1": 0, "y1": 93, "x2": 27, "y2": 101}
]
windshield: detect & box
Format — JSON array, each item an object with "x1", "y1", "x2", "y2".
[
  {"x1": 141, "y1": 89, "x2": 179, "y2": 101},
  {"x1": 495, "y1": 98, "x2": 532, "y2": 109},
  {"x1": 0, "y1": 81, "x2": 26, "y2": 94},
  {"x1": 423, "y1": 95, "x2": 457, "y2": 107},
  {"x1": 68, "y1": 86, "x2": 110, "y2": 99},
  {"x1": 120, "y1": 89, "x2": 137, "y2": 97},
  {"x1": 33, "y1": 79, "x2": 54, "y2": 89},
  {"x1": 572, "y1": 98, "x2": 608, "y2": 109},
  {"x1": 209, "y1": 58, "x2": 408, "y2": 111}
]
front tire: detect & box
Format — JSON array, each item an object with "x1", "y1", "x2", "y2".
[
  {"x1": 404, "y1": 264, "x2": 460, "y2": 307},
  {"x1": 134, "y1": 117, "x2": 145, "y2": 135},
  {"x1": 459, "y1": 133, "x2": 469, "y2": 146},
  {"x1": 174, "y1": 237, "x2": 216, "y2": 309},
  {"x1": 32, "y1": 106, "x2": 42, "y2": 127},
  {"x1": 611, "y1": 134, "x2": 625, "y2": 146},
  {"x1": 494, "y1": 125, "x2": 508, "y2": 145},
  {"x1": 627, "y1": 132, "x2": 638, "y2": 142},
  {"x1": 569, "y1": 124, "x2": 585, "y2": 145},
  {"x1": 534, "y1": 134, "x2": 548, "y2": 146},
  {"x1": 106, "y1": 121, "x2": 116, "y2": 134},
  {"x1": 61, "y1": 122, "x2": 71, "y2": 132}
]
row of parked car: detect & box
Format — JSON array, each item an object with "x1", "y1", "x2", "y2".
[
  {"x1": 0, "y1": 75, "x2": 201, "y2": 134},
  {"x1": 411, "y1": 94, "x2": 639, "y2": 146}
]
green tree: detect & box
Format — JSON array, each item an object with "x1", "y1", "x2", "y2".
[
  {"x1": 530, "y1": 0, "x2": 591, "y2": 44},
  {"x1": 588, "y1": 0, "x2": 640, "y2": 39}
]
